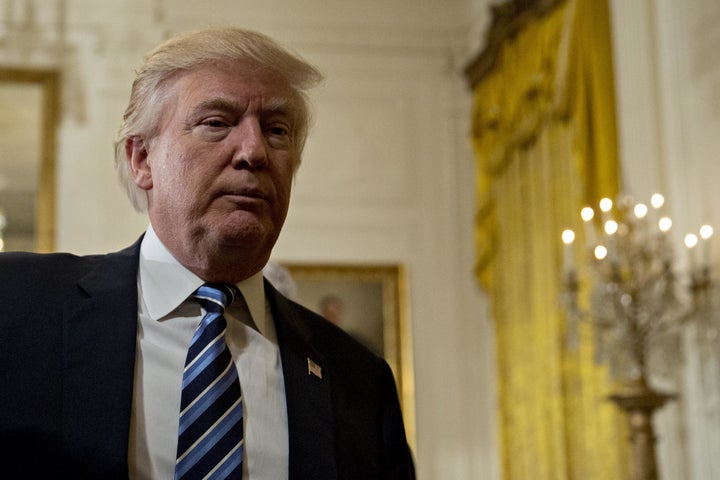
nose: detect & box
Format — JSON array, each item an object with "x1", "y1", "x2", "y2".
[{"x1": 231, "y1": 117, "x2": 268, "y2": 169}]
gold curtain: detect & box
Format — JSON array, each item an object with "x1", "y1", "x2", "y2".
[{"x1": 470, "y1": 0, "x2": 630, "y2": 478}]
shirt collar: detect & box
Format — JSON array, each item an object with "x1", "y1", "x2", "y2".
[{"x1": 139, "y1": 225, "x2": 268, "y2": 335}]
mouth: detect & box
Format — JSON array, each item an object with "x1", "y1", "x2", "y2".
[{"x1": 219, "y1": 187, "x2": 269, "y2": 205}]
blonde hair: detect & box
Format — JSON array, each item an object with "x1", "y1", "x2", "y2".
[{"x1": 114, "y1": 27, "x2": 323, "y2": 211}]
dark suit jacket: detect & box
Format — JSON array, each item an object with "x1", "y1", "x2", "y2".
[{"x1": 0, "y1": 241, "x2": 414, "y2": 479}]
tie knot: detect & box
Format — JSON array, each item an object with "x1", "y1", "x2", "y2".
[{"x1": 192, "y1": 283, "x2": 240, "y2": 314}]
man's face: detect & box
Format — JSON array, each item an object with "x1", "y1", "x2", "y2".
[{"x1": 127, "y1": 62, "x2": 300, "y2": 281}]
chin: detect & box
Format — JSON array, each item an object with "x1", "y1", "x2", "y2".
[{"x1": 215, "y1": 220, "x2": 278, "y2": 248}]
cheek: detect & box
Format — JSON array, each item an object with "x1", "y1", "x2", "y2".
[
  {"x1": 276, "y1": 158, "x2": 296, "y2": 191},
  {"x1": 150, "y1": 173, "x2": 200, "y2": 222},
  {"x1": 154, "y1": 162, "x2": 188, "y2": 199},
  {"x1": 154, "y1": 147, "x2": 211, "y2": 198},
  {"x1": 274, "y1": 172, "x2": 294, "y2": 209}
]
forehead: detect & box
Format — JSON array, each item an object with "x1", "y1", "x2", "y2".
[{"x1": 167, "y1": 61, "x2": 299, "y2": 114}]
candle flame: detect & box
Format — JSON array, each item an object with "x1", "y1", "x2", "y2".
[
  {"x1": 700, "y1": 225, "x2": 714, "y2": 240},
  {"x1": 604, "y1": 220, "x2": 618, "y2": 235},
  {"x1": 581, "y1": 207, "x2": 594, "y2": 222},
  {"x1": 651, "y1": 193, "x2": 665, "y2": 209},
  {"x1": 599, "y1": 197, "x2": 613, "y2": 213},
  {"x1": 634, "y1": 203, "x2": 648, "y2": 219}
]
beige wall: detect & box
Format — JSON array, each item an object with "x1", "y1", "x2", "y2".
[{"x1": 0, "y1": 1, "x2": 497, "y2": 479}]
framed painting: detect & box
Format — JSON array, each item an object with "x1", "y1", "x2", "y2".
[{"x1": 282, "y1": 263, "x2": 415, "y2": 446}]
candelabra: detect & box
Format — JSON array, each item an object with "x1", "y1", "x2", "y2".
[{"x1": 560, "y1": 193, "x2": 715, "y2": 480}]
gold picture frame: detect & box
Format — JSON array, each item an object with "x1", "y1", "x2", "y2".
[
  {"x1": 283, "y1": 263, "x2": 416, "y2": 450},
  {"x1": 0, "y1": 68, "x2": 59, "y2": 252}
]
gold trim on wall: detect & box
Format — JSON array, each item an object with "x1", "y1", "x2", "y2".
[{"x1": 0, "y1": 68, "x2": 59, "y2": 252}]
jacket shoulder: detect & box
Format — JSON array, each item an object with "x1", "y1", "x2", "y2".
[{"x1": 0, "y1": 240, "x2": 141, "y2": 294}]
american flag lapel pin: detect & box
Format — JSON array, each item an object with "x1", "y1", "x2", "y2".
[{"x1": 307, "y1": 358, "x2": 322, "y2": 379}]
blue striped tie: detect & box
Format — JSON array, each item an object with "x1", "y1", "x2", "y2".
[{"x1": 175, "y1": 284, "x2": 244, "y2": 479}]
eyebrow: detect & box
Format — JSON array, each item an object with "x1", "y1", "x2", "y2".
[
  {"x1": 189, "y1": 96, "x2": 297, "y2": 117},
  {"x1": 188, "y1": 98, "x2": 242, "y2": 119},
  {"x1": 262, "y1": 96, "x2": 297, "y2": 117}
]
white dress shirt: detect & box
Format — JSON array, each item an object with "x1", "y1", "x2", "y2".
[{"x1": 128, "y1": 226, "x2": 289, "y2": 479}]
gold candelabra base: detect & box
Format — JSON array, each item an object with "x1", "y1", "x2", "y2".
[{"x1": 608, "y1": 378, "x2": 676, "y2": 480}]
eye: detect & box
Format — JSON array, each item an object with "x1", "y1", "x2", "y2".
[
  {"x1": 268, "y1": 125, "x2": 289, "y2": 136},
  {"x1": 265, "y1": 122, "x2": 292, "y2": 148},
  {"x1": 201, "y1": 117, "x2": 231, "y2": 128},
  {"x1": 193, "y1": 116, "x2": 234, "y2": 141}
]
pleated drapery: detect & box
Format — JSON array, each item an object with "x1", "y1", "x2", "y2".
[{"x1": 469, "y1": 0, "x2": 631, "y2": 478}]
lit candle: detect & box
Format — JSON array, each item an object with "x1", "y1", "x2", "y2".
[
  {"x1": 658, "y1": 216, "x2": 672, "y2": 233},
  {"x1": 649, "y1": 193, "x2": 665, "y2": 233},
  {"x1": 562, "y1": 229, "x2": 575, "y2": 272},
  {"x1": 685, "y1": 233, "x2": 699, "y2": 272},
  {"x1": 599, "y1": 197, "x2": 613, "y2": 225},
  {"x1": 605, "y1": 220, "x2": 618, "y2": 235},
  {"x1": 650, "y1": 193, "x2": 665, "y2": 210},
  {"x1": 657, "y1": 216, "x2": 673, "y2": 262},
  {"x1": 633, "y1": 202, "x2": 648, "y2": 241},
  {"x1": 699, "y1": 224, "x2": 713, "y2": 268},
  {"x1": 634, "y1": 203, "x2": 648, "y2": 219},
  {"x1": 604, "y1": 219, "x2": 619, "y2": 262},
  {"x1": 581, "y1": 207, "x2": 596, "y2": 248}
]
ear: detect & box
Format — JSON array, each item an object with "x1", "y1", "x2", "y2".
[{"x1": 125, "y1": 136, "x2": 153, "y2": 190}]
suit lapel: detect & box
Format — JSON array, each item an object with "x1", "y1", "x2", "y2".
[
  {"x1": 58, "y1": 250, "x2": 338, "y2": 476},
  {"x1": 61, "y1": 242, "x2": 140, "y2": 473},
  {"x1": 266, "y1": 282, "x2": 338, "y2": 479}
]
